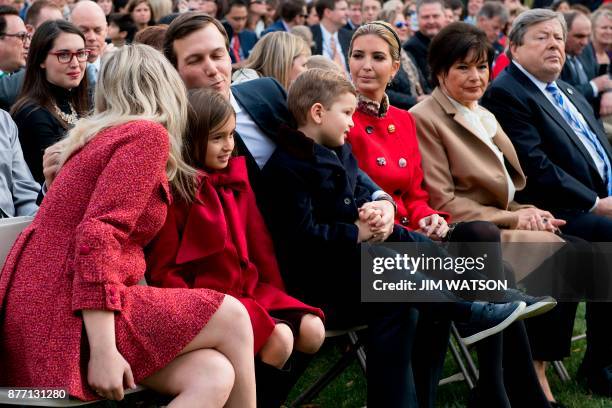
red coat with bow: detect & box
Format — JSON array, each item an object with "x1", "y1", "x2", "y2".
[
  {"x1": 146, "y1": 157, "x2": 324, "y2": 352},
  {"x1": 347, "y1": 104, "x2": 450, "y2": 230}
]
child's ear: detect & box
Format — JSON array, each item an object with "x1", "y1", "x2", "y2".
[
  {"x1": 120, "y1": 30, "x2": 128, "y2": 39},
  {"x1": 310, "y1": 102, "x2": 324, "y2": 125}
]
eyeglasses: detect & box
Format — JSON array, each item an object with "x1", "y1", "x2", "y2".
[
  {"x1": 395, "y1": 21, "x2": 408, "y2": 29},
  {"x1": 0, "y1": 32, "x2": 31, "y2": 43},
  {"x1": 48, "y1": 49, "x2": 91, "y2": 63}
]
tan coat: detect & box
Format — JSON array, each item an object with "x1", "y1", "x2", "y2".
[{"x1": 410, "y1": 88, "x2": 564, "y2": 249}]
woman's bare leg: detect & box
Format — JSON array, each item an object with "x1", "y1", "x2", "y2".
[
  {"x1": 294, "y1": 314, "x2": 325, "y2": 354},
  {"x1": 141, "y1": 349, "x2": 234, "y2": 407},
  {"x1": 143, "y1": 295, "x2": 256, "y2": 408}
]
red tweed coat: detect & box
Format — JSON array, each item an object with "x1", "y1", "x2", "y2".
[
  {"x1": 0, "y1": 121, "x2": 224, "y2": 401},
  {"x1": 145, "y1": 157, "x2": 324, "y2": 353},
  {"x1": 347, "y1": 104, "x2": 450, "y2": 230}
]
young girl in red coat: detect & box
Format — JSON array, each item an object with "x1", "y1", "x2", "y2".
[{"x1": 146, "y1": 88, "x2": 325, "y2": 408}]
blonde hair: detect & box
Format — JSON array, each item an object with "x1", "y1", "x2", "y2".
[
  {"x1": 148, "y1": 0, "x2": 171, "y2": 21},
  {"x1": 349, "y1": 21, "x2": 401, "y2": 62},
  {"x1": 55, "y1": 44, "x2": 197, "y2": 201},
  {"x1": 244, "y1": 31, "x2": 311, "y2": 89}
]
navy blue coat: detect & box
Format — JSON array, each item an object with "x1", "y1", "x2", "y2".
[
  {"x1": 257, "y1": 126, "x2": 373, "y2": 307},
  {"x1": 482, "y1": 62, "x2": 612, "y2": 214},
  {"x1": 223, "y1": 22, "x2": 258, "y2": 63},
  {"x1": 261, "y1": 19, "x2": 286, "y2": 36}
]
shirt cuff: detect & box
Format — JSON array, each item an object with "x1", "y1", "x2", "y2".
[
  {"x1": 590, "y1": 81, "x2": 599, "y2": 97},
  {"x1": 371, "y1": 190, "x2": 387, "y2": 201},
  {"x1": 590, "y1": 196, "x2": 599, "y2": 212}
]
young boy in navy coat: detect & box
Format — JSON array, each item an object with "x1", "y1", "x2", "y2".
[{"x1": 258, "y1": 68, "x2": 531, "y2": 407}]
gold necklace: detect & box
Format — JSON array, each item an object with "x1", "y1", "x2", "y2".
[{"x1": 53, "y1": 102, "x2": 78, "y2": 126}]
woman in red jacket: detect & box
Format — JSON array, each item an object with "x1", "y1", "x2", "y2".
[
  {"x1": 0, "y1": 45, "x2": 257, "y2": 406},
  {"x1": 145, "y1": 88, "x2": 325, "y2": 408},
  {"x1": 345, "y1": 22, "x2": 555, "y2": 408}
]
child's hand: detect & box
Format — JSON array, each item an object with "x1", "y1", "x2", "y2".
[{"x1": 355, "y1": 219, "x2": 374, "y2": 243}]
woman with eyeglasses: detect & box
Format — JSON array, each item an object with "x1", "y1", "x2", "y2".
[
  {"x1": 376, "y1": 11, "x2": 428, "y2": 110},
  {"x1": 11, "y1": 19, "x2": 89, "y2": 184}
]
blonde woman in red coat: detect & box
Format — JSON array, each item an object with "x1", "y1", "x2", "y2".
[
  {"x1": 145, "y1": 89, "x2": 325, "y2": 408},
  {"x1": 0, "y1": 45, "x2": 256, "y2": 407}
]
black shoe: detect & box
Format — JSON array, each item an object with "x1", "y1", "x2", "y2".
[
  {"x1": 549, "y1": 401, "x2": 568, "y2": 408},
  {"x1": 496, "y1": 289, "x2": 557, "y2": 320},
  {"x1": 577, "y1": 365, "x2": 612, "y2": 397},
  {"x1": 456, "y1": 301, "x2": 525, "y2": 346}
]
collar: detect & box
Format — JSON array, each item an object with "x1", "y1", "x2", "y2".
[
  {"x1": 512, "y1": 61, "x2": 550, "y2": 93},
  {"x1": 281, "y1": 19, "x2": 291, "y2": 31},
  {"x1": 320, "y1": 23, "x2": 338, "y2": 40},
  {"x1": 277, "y1": 124, "x2": 349, "y2": 165},
  {"x1": 356, "y1": 93, "x2": 390, "y2": 118},
  {"x1": 229, "y1": 90, "x2": 242, "y2": 114}
]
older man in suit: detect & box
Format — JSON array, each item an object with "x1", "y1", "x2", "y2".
[
  {"x1": 0, "y1": 109, "x2": 38, "y2": 218},
  {"x1": 482, "y1": 8, "x2": 612, "y2": 399},
  {"x1": 560, "y1": 11, "x2": 612, "y2": 116}
]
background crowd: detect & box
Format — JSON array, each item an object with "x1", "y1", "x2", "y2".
[{"x1": 2, "y1": 0, "x2": 612, "y2": 407}]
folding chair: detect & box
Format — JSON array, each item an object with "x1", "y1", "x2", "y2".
[
  {"x1": 0, "y1": 386, "x2": 151, "y2": 407},
  {"x1": 438, "y1": 323, "x2": 479, "y2": 389},
  {"x1": 553, "y1": 332, "x2": 587, "y2": 382},
  {"x1": 289, "y1": 325, "x2": 367, "y2": 407},
  {"x1": 0, "y1": 216, "x2": 33, "y2": 268}
]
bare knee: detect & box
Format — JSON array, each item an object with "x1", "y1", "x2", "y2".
[
  {"x1": 259, "y1": 323, "x2": 294, "y2": 368},
  {"x1": 295, "y1": 315, "x2": 325, "y2": 354},
  {"x1": 217, "y1": 295, "x2": 254, "y2": 346}
]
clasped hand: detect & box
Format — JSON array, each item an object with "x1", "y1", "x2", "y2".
[{"x1": 355, "y1": 200, "x2": 395, "y2": 242}]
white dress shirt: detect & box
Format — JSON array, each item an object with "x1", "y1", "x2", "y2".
[{"x1": 320, "y1": 24, "x2": 346, "y2": 71}]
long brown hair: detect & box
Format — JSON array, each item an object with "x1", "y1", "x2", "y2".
[
  {"x1": 184, "y1": 88, "x2": 236, "y2": 183},
  {"x1": 11, "y1": 20, "x2": 89, "y2": 127}
]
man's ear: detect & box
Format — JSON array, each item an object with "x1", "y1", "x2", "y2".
[
  {"x1": 26, "y1": 24, "x2": 34, "y2": 34},
  {"x1": 310, "y1": 102, "x2": 325, "y2": 124}
]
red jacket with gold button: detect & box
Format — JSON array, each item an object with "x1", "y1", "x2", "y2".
[{"x1": 347, "y1": 104, "x2": 450, "y2": 230}]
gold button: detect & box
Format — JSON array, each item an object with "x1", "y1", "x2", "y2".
[{"x1": 388, "y1": 124, "x2": 396, "y2": 133}]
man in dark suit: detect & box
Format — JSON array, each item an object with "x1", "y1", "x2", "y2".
[
  {"x1": 403, "y1": 0, "x2": 447, "y2": 92},
  {"x1": 163, "y1": 12, "x2": 430, "y2": 408},
  {"x1": 261, "y1": 0, "x2": 307, "y2": 36},
  {"x1": 560, "y1": 11, "x2": 612, "y2": 115},
  {"x1": 344, "y1": 0, "x2": 361, "y2": 30},
  {"x1": 483, "y1": 8, "x2": 612, "y2": 400},
  {"x1": 309, "y1": 0, "x2": 352, "y2": 71},
  {"x1": 476, "y1": 1, "x2": 508, "y2": 59},
  {"x1": 223, "y1": 0, "x2": 258, "y2": 65}
]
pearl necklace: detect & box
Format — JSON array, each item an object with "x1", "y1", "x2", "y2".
[{"x1": 53, "y1": 102, "x2": 78, "y2": 126}]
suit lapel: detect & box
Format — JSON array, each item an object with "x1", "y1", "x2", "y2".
[
  {"x1": 509, "y1": 65, "x2": 602, "y2": 175},
  {"x1": 559, "y1": 81, "x2": 612, "y2": 160},
  {"x1": 432, "y1": 88, "x2": 525, "y2": 198}
]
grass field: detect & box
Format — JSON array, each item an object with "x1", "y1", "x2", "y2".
[{"x1": 288, "y1": 303, "x2": 612, "y2": 408}]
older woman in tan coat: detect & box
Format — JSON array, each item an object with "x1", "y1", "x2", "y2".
[{"x1": 410, "y1": 22, "x2": 574, "y2": 407}]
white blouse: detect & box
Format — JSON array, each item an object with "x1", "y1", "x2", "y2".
[{"x1": 447, "y1": 95, "x2": 516, "y2": 204}]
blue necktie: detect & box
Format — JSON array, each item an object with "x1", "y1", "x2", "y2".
[{"x1": 546, "y1": 82, "x2": 612, "y2": 195}]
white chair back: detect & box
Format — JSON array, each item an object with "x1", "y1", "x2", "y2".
[{"x1": 0, "y1": 216, "x2": 33, "y2": 270}]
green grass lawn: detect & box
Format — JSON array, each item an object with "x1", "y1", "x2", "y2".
[{"x1": 288, "y1": 303, "x2": 612, "y2": 408}]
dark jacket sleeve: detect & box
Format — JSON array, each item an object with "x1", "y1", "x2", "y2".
[
  {"x1": 387, "y1": 68, "x2": 418, "y2": 110},
  {"x1": 482, "y1": 83, "x2": 599, "y2": 211},
  {"x1": 0, "y1": 70, "x2": 24, "y2": 111},
  {"x1": 12, "y1": 105, "x2": 65, "y2": 184},
  {"x1": 259, "y1": 159, "x2": 359, "y2": 248}
]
